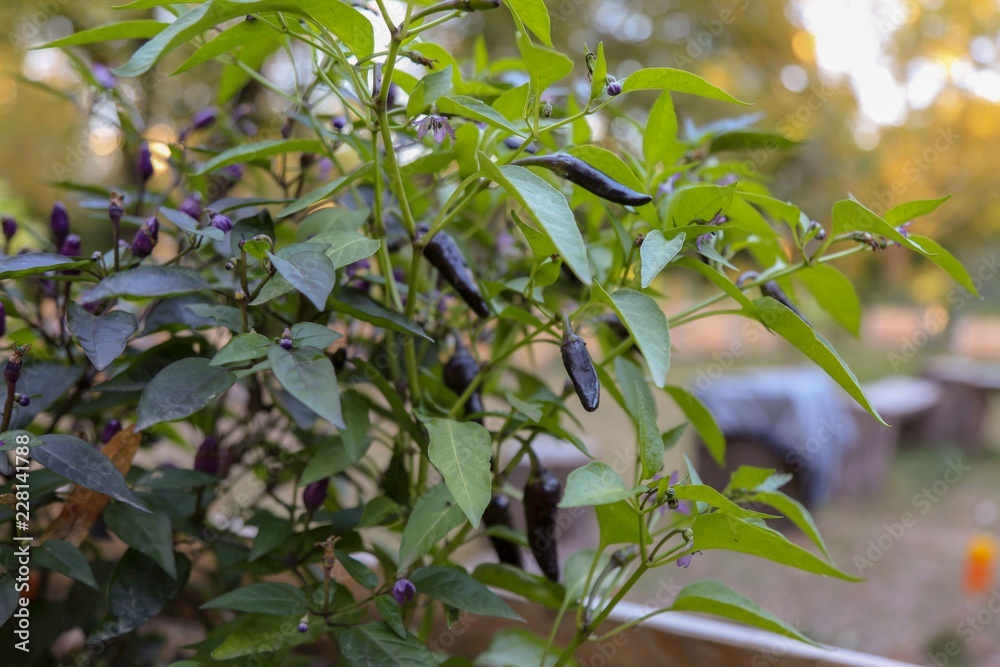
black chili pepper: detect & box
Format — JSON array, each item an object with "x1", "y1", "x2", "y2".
[
  {"x1": 443, "y1": 337, "x2": 484, "y2": 422},
  {"x1": 523, "y1": 457, "x2": 561, "y2": 582},
  {"x1": 737, "y1": 272, "x2": 809, "y2": 325},
  {"x1": 560, "y1": 314, "x2": 600, "y2": 412},
  {"x1": 417, "y1": 224, "x2": 489, "y2": 318},
  {"x1": 482, "y1": 493, "x2": 523, "y2": 568},
  {"x1": 512, "y1": 154, "x2": 652, "y2": 207}
]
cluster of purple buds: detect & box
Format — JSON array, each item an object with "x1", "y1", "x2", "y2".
[
  {"x1": 136, "y1": 142, "x2": 154, "y2": 183},
  {"x1": 131, "y1": 218, "x2": 159, "y2": 259},
  {"x1": 179, "y1": 193, "x2": 203, "y2": 220},
  {"x1": 194, "y1": 436, "x2": 220, "y2": 476},
  {"x1": 302, "y1": 477, "x2": 329, "y2": 511},
  {"x1": 209, "y1": 210, "x2": 233, "y2": 233},
  {"x1": 278, "y1": 328, "x2": 294, "y2": 351},
  {"x1": 2, "y1": 216, "x2": 17, "y2": 241},
  {"x1": 51, "y1": 201, "x2": 70, "y2": 247},
  {"x1": 100, "y1": 419, "x2": 123, "y2": 444}
]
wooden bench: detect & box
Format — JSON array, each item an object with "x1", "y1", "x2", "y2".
[{"x1": 919, "y1": 356, "x2": 1000, "y2": 453}]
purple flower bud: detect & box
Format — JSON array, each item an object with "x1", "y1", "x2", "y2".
[
  {"x1": 60, "y1": 234, "x2": 82, "y2": 257},
  {"x1": 136, "y1": 142, "x2": 154, "y2": 183},
  {"x1": 223, "y1": 164, "x2": 244, "y2": 182},
  {"x1": 209, "y1": 211, "x2": 233, "y2": 233},
  {"x1": 5, "y1": 356, "x2": 22, "y2": 386},
  {"x1": 131, "y1": 220, "x2": 157, "y2": 259},
  {"x1": 179, "y1": 193, "x2": 203, "y2": 219},
  {"x1": 17, "y1": 394, "x2": 30, "y2": 407},
  {"x1": 192, "y1": 107, "x2": 218, "y2": 130},
  {"x1": 392, "y1": 578, "x2": 416, "y2": 605},
  {"x1": 91, "y1": 62, "x2": 116, "y2": 89},
  {"x1": 386, "y1": 84, "x2": 399, "y2": 109},
  {"x1": 51, "y1": 201, "x2": 70, "y2": 246},
  {"x1": 607, "y1": 80, "x2": 622, "y2": 96},
  {"x1": 297, "y1": 622, "x2": 308, "y2": 633},
  {"x1": 101, "y1": 419, "x2": 122, "y2": 444},
  {"x1": 302, "y1": 478, "x2": 329, "y2": 511},
  {"x1": 109, "y1": 193, "x2": 125, "y2": 226},
  {"x1": 194, "y1": 436, "x2": 220, "y2": 476},
  {"x1": 2, "y1": 216, "x2": 17, "y2": 240},
  {"x1": 676, "y1": 554, "x2": 692, "y2": 568},
  {"x1": 316, "y1": 157, "x2": 333, "y2": 180},
  {"x1": 331, "y1": 116, "x2": 347, "y2": 132},
  {"x1": 280, "y1": 337, "x2": 294, "y2": 351}
]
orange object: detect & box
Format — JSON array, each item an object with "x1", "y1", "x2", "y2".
[{"x1": 964, "y1": 534, "x2": 998, "y2": 594}]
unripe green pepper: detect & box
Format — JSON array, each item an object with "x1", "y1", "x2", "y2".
[
  {"x1": 513, "y1": 154, "x2": 652, "y2": 206},
  {"x1": 523, "y1": 459, "x2": 561, "y2": 581}
]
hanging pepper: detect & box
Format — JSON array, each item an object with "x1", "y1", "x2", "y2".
[
  {"x1": 512, "y1": 154, "x2": 652, "y2": 206},
  {"x1": 482, "y1": 493, "x2": 523, "y2": 568},
  {"x1": 523, "y1": 457, "x2": 561, "y2": 582},
  {"x1": 417, "y1": 224, "x2": 489, "y2": 318},
  {"x1": 560, "y1": 314, "x2": 600, "y2": 412},
  {"x1": 443, "y1": 337, "x2": 484, "y2": 422}
]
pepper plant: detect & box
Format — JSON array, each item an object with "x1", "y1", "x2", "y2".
[{"x1": 0, "y1": 1, "x2": 977, "y2": 665}]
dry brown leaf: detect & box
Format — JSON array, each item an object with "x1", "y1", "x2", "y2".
[{"x1": 40, "y1": 425, "x2": 141, "y2": 546}]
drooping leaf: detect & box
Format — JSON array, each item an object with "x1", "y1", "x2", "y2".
[
  {"x1": 81, "y1": 267, "x2": 210, "y2": 302},
  {"x1": 137, "y1": 358, "x2": 237, "y2": 430},
  {"x1": 211, "y1": 333, "x2": 273, "y2": 366},
  {"x1": 339, "y1": 622, "x2": 437, "y2": 667},
  {"x1": 104, "y1": 503, "x2": 177, "y2": 578},
  {"x1": 472, "y1": 563, "x2": 564, "y2": 611},
  {"x1": 743, "y1": 490, "x2": 831, "y2": 560},
  {"x1": 201, "y1": 582, "x2": 309, "y2": 615},
  {"x1": 795, "y1": 264, "x2": 862, "y2": 336},
  {"x1": 399, "y1": 484, "x2": 465, "y2": 570},
  {"x1": 0, "y1": 253, "x2": 90, "y2": 279},
  {"x1": 268, "y1": 346, "x2": 344, "y2": 428},
  {"x1": 67, "y1": 303, "x2": 137, "y2": 371},
  {"x1": 517, "y1": 35, "x2": 573, "y2": 96},
  {"x1": 374, "y1": 596, "x2": 408, "y2": 639},
  {"x1": 34, "y1": 434, "x2": 148, "y2": 512},
  {"x1": 331, "y1": 288, "x2": 432, "y2": 341},
  {"x1": 425, "y1": 419, "x2": 492, "y2": 528},
  {"x1": 437, "y1": 96, "x2": 523, "y2": 135},
  {"x1": 409, "y1": 566, "x2": 521, "y2": 620},
  {"x1": 267, "y1": 245, "x2": 336, "y2": 310},
  {"x1": 594, "y1": 285, "x2": 670, "y2": 387},
  {"x1": 664, "y1": 386, "x2": 725, "y2": 466},
  {"x1": 407, "y1": 66, "x2": 453, "y2": 117},
  {"x1": 34, "y1": 539, "x2": 98, "y2": 589},
  {"x1": 559, "y1": 462, "x2": 637, "y2": 508},
  {"x1": 37, "y1": 20, "x2": 168, "y2": 49},
  {"x1": 640, "y1": 231, "x2": 685, "y2": 288},
  {"x1": 909, "y1": 234, "x2": 979, "y2": 297},
  {"x1": 635, "y1": 381, "x2": 663, "y2": 480}
]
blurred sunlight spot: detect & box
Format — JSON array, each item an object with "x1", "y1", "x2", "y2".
[
  {"x1": 970, "y1": 36, "x2": 997, "y2": 64},
  {"x1": 88, "y1": 128, "x2": 122, "y2": 157},
  {"x1": 661, "y1": 14, "x2": 691, "y2": 41},
  {"x1": 794, "y1": 0, "x2": 908, "y2": 125},
  {"x1": 780, "y1": 64, "x2": 809, "y2": 92},
  {"x1": 22, "y1": 50, "x2": 73, "y2": 85},
  {"x1": 905, "y1": 57, "x2": 946, "y2": 110},
  {"x1": 851, "y1": 116, "x2": 882, "y2": 150}
]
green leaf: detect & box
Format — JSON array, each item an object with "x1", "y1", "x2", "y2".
[
  {"x1": 208, "y1": 613, "x2": 326, "y2": 659},
  {"x1": 137, "y1": 358, "x2": 237, "y2": 430},
  {"x1": 268, "y1": 346, "x2": 344, "y2": 428},
  {"x1": 831, "y1": 199, "x2": 928, "y2": 254},
  {"x1": 114, "y1": 0, "x2": 374, "y2": 78},
  {"x1": 595, "y1": 500, "x2": 648, "y2": 546},
  {"x1": 331, "y1": 288, "x2": 433, "y2": 341},
  {"x1": 589, "y1": 42, "x2": 607, "y2": 101},
  {"x1": 477, "y1": 628, "x2": 578, "y2": 667},
  {"x1": 709, "y1": 131, "x2": 798, "y2": 153},
  {"x1": 36, "y1": 20, "x2": 167, "y2": 49},
  {"x1": 505, "y1": 0, "x2": 552, "y2": 46},
  {"x1": 399, "y1": 484, "x2": 465, "y2": 570},
  {"x1": 339, "y1": 622, "x2": 437, "y2": 667},
  {"x1": 159, "y1": 207, "x2": 224, "y2": 241},
  {"x1": 480, "y1": 157, "x2": 592, "y2": 284},
  {"x1": 692, "y1": 513, "x2": 860, "y2": 580},
  {"x1": 671, "y1": 580, "x2": 814, "y2": 644},
  {"x1": 559, "y1": 462, "x2": 636, "y2": 507},
  {"x1": 517, "y1": 34, "x2": 573, "y2": 95},
  {"x1": 635, "y1": 382, "x2": 662, "y2": 480},
  {"x1": 248, "y1": 512, "x2": 293, "y2": 562},
  {"x1": 374, "y1": 596, "x2": 408, "y2": 639},
  {"x1": 665, "y1": 182, "x2": 737, "y2": 225},
  {"x1": 671, "y1": 485, "x2": 775, "y2": 520},
  {"x1": 81, "y1": 267, "x2": 210, "y2": 302},
  {"x1": 267, "y1": 246, "x2": 336, "y2": 310},
  {"x1": 410, "y1": 566, "x2": 522, "y2": 620},
  {"x1": 744, "y1": 490, "x2": 831, "y2": 560},
  {"x1": 472, "y1": 564, "x2": 564, "y2": 611},
  {"x1": 173, "y1": 18, "x2": 269, "y2": 74},
  {"x1": 334, "y1": 392, "x2": 370, "y2": 462},
  {"x1": 593, "y1": 286, "x2": 670, "y2": 387},
  {"x1": 884, "y1": 195, "x2": 951, "y2": 225},
  {"x1": 567, "y1": 145, "x2": 648, "y2": 195},
  {"x1": 664, "y1": 385, "x2": 725, "y2": 466},
  {"x1": 67, "y1": 303, "x2": 137, "y2": 372},
  {"x1": 104, "y1": 503, "x2": 177, "y2": 578},
  {"x1": 34, "y1": 435, "x2": 149, "y2": 512},
  {"x1": 34, "y1": 539, "x2": 98, "y2": 589},
  {"x1": 620, "y1": 68, "x2": 748, "y2": 104},
  {"x1": 644, "y1": 92, "x2": 683, "y2": 170},
  {"x1": 436, "y1": 96, "x2": 524, "y2": 135},
  {"x1": 211, "y1": 333, "x2": 272, "y2": 366},
  {"x1": 89, "y1": 550, "x2": 189, "y2": 643},
  {"x1": 673, "y1": 257, "x2": 760, "y2": 318},
  {"x1": 336, "y1": 549, "x2": 378, "y2": 589},
  {"x1": 795, "y1": 264, "x2": 862, "y2": 336},
  {"x1": 309, "y1": 229, "x2": 382, "y2": 270},
  {"x1": 425, "y1": 419, "x2": 492, "y2": 528},
  {"x1": 201, "y1": 582, "x2": 309, "y2": 615},
  {"x1": 0, "y1": 253, "x2": 89, "y2": 279},
  {"x1": 277, "y1": 166, "x2": 370, "y2": 218},
  {"x1": 640, "y1": 231, "x2": 685, "y2": 289},
  {"x1": 909, "y1": 234, "x2": 979, "y2": 297},
  {"x1": 290, "y1": 322, "x2": 342, "y2": 349},
  {"x1": 753, "y1": 297, "x2": 886, "y2": 426},
  {"x1": 407, "y1": 66, "x2": 454, "y2": 118},
  {"x1": 195, "y1": 139, "x2": 325, "y2": 175}
]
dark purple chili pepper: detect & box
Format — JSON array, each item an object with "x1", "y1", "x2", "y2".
[
  {"x1": 443, "y1": 338, "x2": 484, "y2": 422},
  {"x1": 417, "y1": 224, "x2": 489, "y2": 318},
  {"x1": 523, "y1": 458, "x2": 561, "y2": 582},
  {"x1": 179, "y1": 193, "x2": 203, "y2": 219},
  {"x1": 194, "y1": 436, "x2": 220, "y2": 476},
  {"x1": 100, "y1": 419, "x2": 122, "y2": 444},
  {"x1": 302, "y1": 478, "x2": 329, "y2": 511},
  {"x1": 50, "y1": 201, "x2": 70, "y2": 247},
  {"x1": 482, "y1": 493, "x2": 523, "y2": 568},
  {"x1": 512, "y1": 154, "x2": 652, "y2": 206},
  {"x1": 2, "y1": 216, "x2": 17, "y2": 240},
  {"x1": 59, "y1": 234, "x2": 82, "y2": 257},
  {"x1": 738, "y1": 272, "x2": 809, "y2": 325},
  {"x1": 561, "y1": 314, "x2": 600, "y2": 412},
  {"x1": 130, "y1": 219, "x2": 158, "y2": 258},
  {"x1": 136, "y1": 142, "x2": 154, "y2": 183}
]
